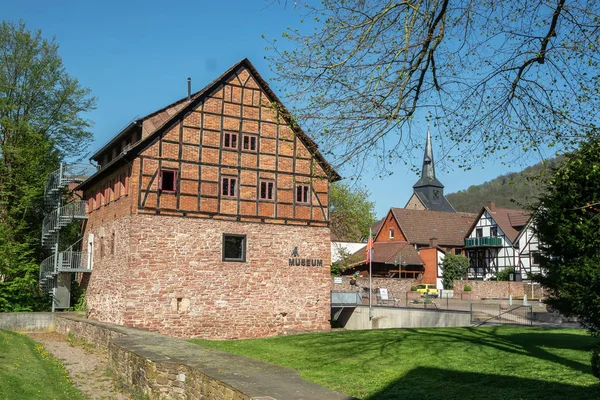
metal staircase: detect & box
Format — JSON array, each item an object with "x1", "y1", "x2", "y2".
[{"x1": 39, "y1": 163, "x2": 97, "y2": 311}]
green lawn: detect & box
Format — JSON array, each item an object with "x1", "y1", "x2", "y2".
[
  {"x1": 0, "y1": 330, "x2": 84, "y2": 400},
  {"x1": 191, "y1": 326, "x2": 600, "y2": 399}
]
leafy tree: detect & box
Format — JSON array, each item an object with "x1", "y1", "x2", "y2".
[
  {"x1": 330, "y1": 181, "x2": 376, "y2": 242},
  {"x1": 0, "y1": 20, "x2": 96, "y2": 311},
  {"x1": 441, "y1": 253, "x2": 469, "y2": 290},
  {"x1": 330, "y1": 245, "x2": 364, "y2": 276},
  {"x1": 268, "y1": 1, "x2": 599, "y2": 172},
  {"x1": 533, "y1": 137, "x2": 600, "y2": 341}
]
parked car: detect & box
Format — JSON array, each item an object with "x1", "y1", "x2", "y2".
[{"x1": 415, "y1": 284, "x2": 439, "y2": 298}]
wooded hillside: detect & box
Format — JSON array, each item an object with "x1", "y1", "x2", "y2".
[{"x1": 446, "y1": 157, "x2": 564, "y2": 213}]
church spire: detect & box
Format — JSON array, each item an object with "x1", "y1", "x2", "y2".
[{"x1": 422, "y1": 124, "x2": 435, "y2": 181}]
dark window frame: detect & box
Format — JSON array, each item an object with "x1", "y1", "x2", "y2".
[
  {"x1": 490, "y1": 226, "x2": 498, "y2": 237},
  {"x1": 159, "y1": 169, "x2": 178, "y2": 193},
  {"x1": 222, "y1": 233, "x2": 247, "y2": 262},
  {"x1": 295, "y1": 184, "x2": 310, "y2": 203},
  {"x1": 221, "y1": 176, "x2": 238, "y2": 197},
  {"x1": 259, "y1": 180, "x2": 275, "y2": 201},
  {"x1": 242, "y1": 134, "x2": 258, "y2": 152},
  {"x1": 476, "y1": 228, "x2": 483, "y2": 238},
  {"x1": 223, "y1": 132, "x2": 239, "y2": 149}
]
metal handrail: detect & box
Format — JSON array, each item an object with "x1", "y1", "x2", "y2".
[
  {"x1": 41, "y1": 200, "x2": 88, "y2": 243},
  {"x1": 59, "y1": 251, "x2": 90, "y2": 272},
  {"x1": 44, "y1": 163, "x2": 97, "y2": 196},
  {"x1": 39, "y1": 254, "x2": 56, "y2": 280},
  {"x1": 472, "y1": 304, "x2": 533, "y2": 326}
]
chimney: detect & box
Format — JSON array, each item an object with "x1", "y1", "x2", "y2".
[
  {"x1": 187, "y1": 77, "x2": 191, "y2": 101},
  {"x1": 487, "y1": 201, "x2": 496, "y2": 212},
  {"x1": 429, "y1": 237, "x2": 438, "y2": 248}
]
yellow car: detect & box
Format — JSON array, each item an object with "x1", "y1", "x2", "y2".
[{"x1": 415, "y1": 284, "x2": 439, "y2": 298}]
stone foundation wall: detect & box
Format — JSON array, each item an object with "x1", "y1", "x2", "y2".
[
  {"x1": 86, "y1": 214, "x2": 332, "y2": 340},
  {"x1": 453, "y1": 280, "x2": 546, "y2": 299}
]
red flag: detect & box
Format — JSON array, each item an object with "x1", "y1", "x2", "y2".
[{"x1": 366, "y1": 231, "x2": 374, "y2": 264}]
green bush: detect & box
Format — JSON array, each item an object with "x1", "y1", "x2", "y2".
[
  {"x1": 441, "y1": 253, "x2": 469, "y2": 289},
  {"x1": 410, "y1": 286, "x2": 418, "y2": 291},
  {"x1": 497, "y1": 267, "x2": 516, "y2": 281},
  {"x1": 464, "y1": 286, "x2": 472, "y2": 292},
  {"x1": 73, "y1": 290, "x2": 87, "y2": 312}
]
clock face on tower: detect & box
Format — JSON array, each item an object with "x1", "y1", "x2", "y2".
[{"x1": 433, "y1": 189, "x2": 440, "y2": 199}]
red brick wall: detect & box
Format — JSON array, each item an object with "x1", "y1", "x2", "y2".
[
  {"x1": 84, "y1": 214, "x2": 332, "y2": 339},
  {"x1": 134, "y1": 65, "x2": 330, "y2": 224},
  {"x1": 374, "y1": 211, "x2": 406, "y2": 242}
]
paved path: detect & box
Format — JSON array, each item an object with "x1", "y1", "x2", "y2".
[{"x1": 27, "y1": 332, "x2": 129, "y2": 400}]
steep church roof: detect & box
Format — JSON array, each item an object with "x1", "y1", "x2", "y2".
[{"x1": 409, "y1": 127, "x2": 455, "y2": 213}]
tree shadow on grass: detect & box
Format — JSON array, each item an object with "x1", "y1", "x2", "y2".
[
  {"x1": 365, "y1": 366, "x2": 600, "y2": 400},
  {"x1": 294, "y1": 326, "x2": 597, "y2": 376}
]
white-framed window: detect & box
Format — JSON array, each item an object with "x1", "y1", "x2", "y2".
[{"x1": 390, "y1": 229, "x2": 395, "y2": 239}]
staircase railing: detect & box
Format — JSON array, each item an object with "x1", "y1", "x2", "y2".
[
  {"x1": 39, "y1": 163, "x2": 96, "y2": 302},
  {"x1": 44, "y1": 163, "x2": 97, "y2": 196},
  {"x1": 41, "y1": 200, "x2": 88, "y2": 248}
]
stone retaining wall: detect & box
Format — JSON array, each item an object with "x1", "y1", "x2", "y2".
[
  {"x1": 453, "y1": 281, "x2": 546, "y2": 300},
  {"x1": 56, "y1": 314, "x2": 351, "y2": 400},
  {"x1": 331, "y1": 276, "x2": 418, "y2": 295}
]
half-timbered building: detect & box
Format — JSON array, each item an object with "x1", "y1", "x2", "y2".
[
  {"x1": 75, "y1": 59, "x2": 340, "y2": 339},
  {"x1": 464, "y1": 201, "x2": 540, "y2": 281}
]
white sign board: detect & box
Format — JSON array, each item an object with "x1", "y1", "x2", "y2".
[
  {"x1": 379, "y1": 288, "x2": 389, "y2": 300},
  {"x1": 333, "y1": 277, "x2": 342, "y2": 284}
]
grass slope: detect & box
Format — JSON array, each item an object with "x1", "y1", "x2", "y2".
[
  {"x1": 191, "y1": 326, "x2": 599, "y2": 400},
  {"x1": 0, "y1": 329, "x2": 84, "y2": 400}
]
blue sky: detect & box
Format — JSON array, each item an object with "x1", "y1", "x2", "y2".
[{"x1": 4, "y1": 0, "x2": 552, "y2": 218}]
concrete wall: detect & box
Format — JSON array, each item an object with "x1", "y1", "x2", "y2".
[
  {"x1": 337, "y1": 306, "x2": 471, "y2": 330},
  {"x1": 0, "y1": 312, "x2": 55, "y2": 332}
]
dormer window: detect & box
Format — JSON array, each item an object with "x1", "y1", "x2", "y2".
[
  {"x1": 390, "y1": 229, "x2": 395, "y2": 239},
  {"x1": 159, "y1": 169, "x2": 177, "y2": 192}
]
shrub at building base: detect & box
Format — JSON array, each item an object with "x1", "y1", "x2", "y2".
[{"x1": 441, "y1": 254, "x2": 469, "y2": 290}]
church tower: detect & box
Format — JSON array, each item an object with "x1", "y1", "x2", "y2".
[{"x1": 404, "y1": 127, "x2": 456, "y2": 212}]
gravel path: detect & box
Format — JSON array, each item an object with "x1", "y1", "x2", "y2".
[{"x1": 27, "y1": 332, "x2": 129, "y2": 400}]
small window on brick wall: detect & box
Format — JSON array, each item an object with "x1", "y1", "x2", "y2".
[
  {"x1": 390, "y1": 229, "x2": 395, "y2": 239},
  {"x1": 259, "y1": 180, "x2": 274, "y2": 200},
  {"x1": 296, "y1": 184, "x2": 310, "y2": 203},
  {"x1": 242, "y1": 134, "x2": 257, "y2": 152},
  {"x1": 222, "y1": 176, "x2": 237, "y2": 197},
  {"x1": 223, "y1": 132, "x2": 238, "y2": 149},
  {"x1": 159, "y1": 169, "x2": 177, "y2": 192},
  {"x1": 222, "y1": 234, "x2": 246, "y2": 262}
]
